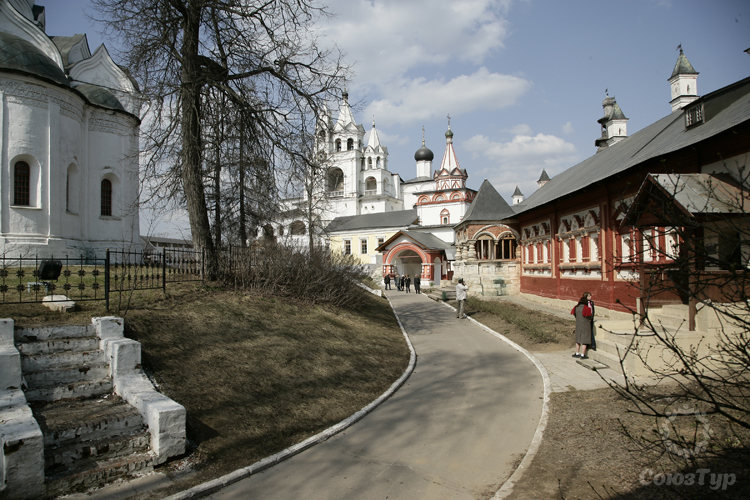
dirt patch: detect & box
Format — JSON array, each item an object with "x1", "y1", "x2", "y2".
[{"x1": 509, "y1": 388, "x2": 750, "y2": 499}]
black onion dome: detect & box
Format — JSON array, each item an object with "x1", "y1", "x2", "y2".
[{"x1": 414, "y1": 144, "x2": 434, "y2": 161}]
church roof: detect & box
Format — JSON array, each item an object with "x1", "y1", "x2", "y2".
[
  {"x1": 376, "y1": 229, "x2": 452, "y2": 252},
  {"x1": 512, "y1": 186, "x2": 523, "y2": 196},
  {"x1": 326, "y1": 209, "x2": 418, "y2": 232},
  {"x1": 74, "y1": 83, "x2": 125, "y2": 112},
  {"x1": 670, "y1": 48, "x2": 698, "y2": 79},
  {"x1": 537, "y1": 169, "x2": 550, "y2": 182},
  {"x1": 0, "y1": 31, "x2": 69, "y2": 86},
  {"x1": 518, "y1": 76, "x2": 750, "y2": 215},
  {"x1": 459, "y1": 180, "x2": 515, "y2": 224},
  {"x1": 367, "y1": 121, "x2": 381, "y2": 148},
  {"x1": 438, "y1": 126, "x2": 463, "y2": 174}
]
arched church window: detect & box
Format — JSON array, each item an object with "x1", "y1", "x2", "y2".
[
  {"x1": 335, "y1": 139, "x2": 341, "y2": 152},
  {"x1": 13, "y1": 161, "x2": 30, "y2": 206},
  {"x1": 440, "y1": 209, "x2": 450, "y2": 225},
  {"x1": 365, "y1": 177, "x2": 377, "y2": 193},
  {"x1": 347, "y1": 138, "x2": 354, "y2": 150},
  {"x1": 101, "y1": 179, "x2": 113, "y2": 216},
  {"x1": 327, "y1": 168, "x2": 344, "y2": 194},
  {"x1": 376, "y1": 157, "x2": 381, "y2": 168},
  {"x1": 66, "y1": 164, "x2": 80, "y2": 214},
  {"x1": 367, "y1": 157, "x2": 372, "y2": 168}
]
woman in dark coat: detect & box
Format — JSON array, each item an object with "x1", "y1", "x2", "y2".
[{"x1": 573, "y1": 292, "x2": 594, "y2": 359}]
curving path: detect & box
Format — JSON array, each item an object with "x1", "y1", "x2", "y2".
[{"x1": 208, "y1": 290, "x2": 544, "y2": 500}]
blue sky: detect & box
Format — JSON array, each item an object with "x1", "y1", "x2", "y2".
[{"x1": 43, "y1": 0, "x2": 750, "y2": 237}]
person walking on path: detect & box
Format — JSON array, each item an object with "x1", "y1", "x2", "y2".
[
  {"x1": 456, "y1": 278, "x2": 469, "y2": 318},
  {"x1": 414, "y1": 274, "x2": 421, "y2": 294},
  {"x1": 395, "y1": 273, "x2": 401, "y2": 291},
  {"x1": 400, "y1": 275, "x2": 406, "y2": 292},
  {"x1": 572, "y1": 291, "x2": 595, "y2": 358},
  {"x1": 405, "y1": 274, "x2": 411, "y2": 293},
  {"x1": 384, "y1": 274, "x2": 391, "y2": 290}
]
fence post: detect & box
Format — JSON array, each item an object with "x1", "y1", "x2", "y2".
[
  {"x1": 162, "y1": 250, "x2": 167, "y2": 293},
  {"x1": 105, "y1": 249, "x2": 110, "y2": 311}
]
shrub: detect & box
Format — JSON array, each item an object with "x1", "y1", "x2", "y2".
[{"x1": 216, "y1": 243, "x2": 370, "y2": 308}]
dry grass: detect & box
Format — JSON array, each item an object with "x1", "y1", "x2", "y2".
[{"x1": 3, "y1": 283, "x2": 409, "y2": 497}]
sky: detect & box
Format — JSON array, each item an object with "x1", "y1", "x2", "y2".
[{"x1": 42, "y1": 0, "x2": 750, "y2": 238}]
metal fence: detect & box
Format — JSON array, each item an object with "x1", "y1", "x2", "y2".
[{"x1": 0, "y1": 248, "x2": 204, "y2": 310}]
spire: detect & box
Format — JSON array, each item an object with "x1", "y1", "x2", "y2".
[
  {"x1": 334, "y1": 90, "x2": 357, "y2": 130},
  {"x1": 669, "y1": 46, "x2": 699, "y2": 111},
  {"x1": 367, "y1": 119, "x2": 381, "y2": 149},
  {"x1": 537, "y1": 169, "x2": 550, "y2": 188},
  {"x1": 595, "y1": 92, "x2": 628, "y2": 150},
  {"x1": 436, "y1": 118, "x2": 465, "y2": 183},
  {"x1": 512, "y1": 186, "x2": 524, "y2": 206}
]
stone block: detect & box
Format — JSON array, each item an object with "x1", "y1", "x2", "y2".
[
  {"x1": 0, "y1": 319, "x2": 13, "y2": 346},
  {"x1": 0, "y1": 349, "x2": 21, "y2": 392},
  {"x1": 0, "y1": 399, "x2": 44, "y2": 499},
  {"x1": 41, "y1": 295, "x2": 75, "y2": 312},
  {"x1": 93, "y1": 316, "x2": 124, "y2": 344}
]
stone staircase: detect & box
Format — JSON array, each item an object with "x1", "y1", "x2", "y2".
[{"x1": 15, "y1": 324, "x2": 155, "y2": 497}]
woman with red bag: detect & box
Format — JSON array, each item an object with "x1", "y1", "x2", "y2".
[{"x1": 572, "y1": 292, "x2": 595, "y2": 359}]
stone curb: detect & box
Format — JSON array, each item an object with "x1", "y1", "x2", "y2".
[
  {"x1": 165, "y1": 295, "x2": 417, "y2": 499},
  {"x1": 439, "y1": 301, "x2": 552, "y2": 500}
]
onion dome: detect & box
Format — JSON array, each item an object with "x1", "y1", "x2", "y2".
[
  {"x1": 0, "y1": 32, "x2": 69, "y2": 86},
  {"x1": 414, "y1": 140, "x2": 434, "y2": 161}
]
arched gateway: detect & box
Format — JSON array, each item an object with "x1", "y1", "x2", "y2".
[{"x1": 377, "y1": 230, "x2": 453, "y2": 285}]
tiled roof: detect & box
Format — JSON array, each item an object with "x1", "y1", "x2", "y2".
[{"x1": 461, "y1": 180, "x2": 516, "y2": 223}]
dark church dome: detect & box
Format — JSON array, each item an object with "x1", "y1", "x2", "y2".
[{"x1": 414, "y1": 144, "x2": 434, "y2": 162}]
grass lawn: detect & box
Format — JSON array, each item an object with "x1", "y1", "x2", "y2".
[{"x1": 5, "y1": 283, "x2": 409, "y2": 496}]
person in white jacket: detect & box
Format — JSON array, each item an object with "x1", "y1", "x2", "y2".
[{"x1": 456, "y1": 278, "x2": 469, "y2": 319}]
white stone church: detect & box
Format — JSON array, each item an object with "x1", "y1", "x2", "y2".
[
  {"x1": 270, "y1": 91, "x2": 482, "y2": 283},
  {"x1": 0, "y1": 0, "x2": 141, "y2": 257}
]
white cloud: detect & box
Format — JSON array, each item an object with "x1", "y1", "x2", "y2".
[
  {"x1": 320, "y1": 0, "x2": 511, "y2": 90},
  {"x1": 562, "y1": 121, "x2": 574, "y2": 135},
  {"x1": 463, "y1": 132, "x2": 578, "y2": 198},
  {"x1": 510, "y1": 123, "x2": 533, "y2": 135},
  {"x1": 362, "y1": 67, "x2": 531, "y2": 127}
]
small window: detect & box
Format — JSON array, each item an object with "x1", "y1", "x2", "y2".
[
  {"x1": 344, "y1": 239, "x2": 351, "y2": 255},
  {"x1": 101, "y1": 179, "x2": 112, "y2": 216},
  {"x1": 335, "y1": 139, "x2": 342, "y2": 152},
  {"x1": 13, "y1": 161, "x2": 30, "y2": 206},
  {"x1": 347, "y1": 138, "x2": 354, "y2": 150},
  {"x1": 361, "y1": 239, "x2": 368, "y2": 254},
  {"x1": 685, "y1": 103, "x2": 704, "y2": 127},
  {"x1": 440, "y1": 209, "x2": 450, "y2": 225}
]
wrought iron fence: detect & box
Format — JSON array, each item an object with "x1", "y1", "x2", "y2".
[{"x1": 0, "y1": 247, "x2": 204, "y2": 310}]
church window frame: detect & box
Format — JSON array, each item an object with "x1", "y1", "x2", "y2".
[
  {"x1": 360, "y1": 238, "x2": 368, "y2": 254},
  {"x1": 290, "y1": 220, "x2": 306, "y2": 235},
  {"x1": 13, "y1": 161, "x2": 31, "y2": 206},
  {"x1": 347, "y1": 138, "x2": 354, "y2": 150},
  {"x1": 440, "y1": 209, "x2": 450, "y2": 225},
  {"x1": 335, "y1": 139, "x2": 342, "y2": 152},
  {"x1": 100, "y1": 178, "x2": 113, "y2": 217},
  {"x1": 365, "y1": 176, "x2": 377, "y2": 195},
  {"x1": 343, "y1": 239, "x2": 351, "y2": 255}
]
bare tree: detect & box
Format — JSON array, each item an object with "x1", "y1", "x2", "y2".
[
  {"x1": 607, "y1": 162, "x2": 750, "y2": 469},
  {"x1": 92, "y1": 0, "x2": 347, "y2": 268}
]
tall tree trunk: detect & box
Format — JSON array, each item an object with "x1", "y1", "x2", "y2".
[
  {"x1": 213, "y1": 94, "x2": 224, "y2": 248},
  {"x1": 181, "y1": 1, "x2": 216, "y2": 273},
  {"x1": 238, "y1": 119, "x2": 247, "y2": 247}
]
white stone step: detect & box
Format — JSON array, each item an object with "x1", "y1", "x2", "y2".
[
  {"x1": 45, "y1": 430, "x2": 151, "y2": 471},
  {"x1": 34, "y1": 397, "x2": 145, "y2": 447},
  {"x1": 23, "y1": 362, "x2": 110, "y2": 387},
  {"x1": 25, "y1": 378, "x2": 113, "y2": 403},
  {"x1": 45, "y1": 451, "x2": 154, "y2": 497},
  {"x1": 21, "y1": 349, "x2": 106, "y2": 372},
  {"x1": 16, "y1": 325, "x2": 94, "y2": 342},
  {"x1": 16, "y1": 337, "x2": 100, "y2": 356}
]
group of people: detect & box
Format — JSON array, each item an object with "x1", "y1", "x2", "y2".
[{"x1": 384, "y1": 273, "x2": 421, "y2": 293}]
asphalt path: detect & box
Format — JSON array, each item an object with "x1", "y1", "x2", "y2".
[{"x1": 208, "y1": 290, "x2": 544, "y2": 500}]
